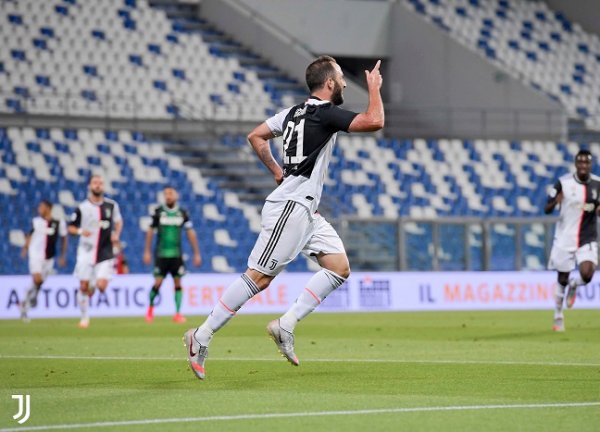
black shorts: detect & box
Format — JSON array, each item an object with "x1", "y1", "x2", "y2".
[{"x1": 153, "y1": 257, "x2": 185, "y2": 278}]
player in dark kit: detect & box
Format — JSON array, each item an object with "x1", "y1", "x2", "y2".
[
  {"x1": 545, "y1": 149, "x2": 600, "y2": 331},
  {"x1": 20, "y1": 200, "x2": 67, "y2": 322},
  {"x1": 143, "y1": 186, "x2": 202, "y2": 323},
  {"x1": 184, "y1": 56, "x2": 384, "y2": 380}
]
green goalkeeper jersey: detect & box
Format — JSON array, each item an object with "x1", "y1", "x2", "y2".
[{"x1": 150, "y1": 205, "x2": 193, "y2": 258}]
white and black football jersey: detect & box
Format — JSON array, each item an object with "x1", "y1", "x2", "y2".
[
  {"x1": 265, "y1": 97, "x2": 358, "y2": 214},
  {"x1": 28, "y1": 217, "x2": 67, "y2": 260},
  {"x1": 69, "y1": 198, "x2": 122, "y2": 264},
  {"x1": 548, "y1": 173, "x2": 600, "y2": 249}
]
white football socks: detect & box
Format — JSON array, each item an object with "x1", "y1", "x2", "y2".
[
  {"x1": 77, "y1": 290, "x2": 90, "y2": 321},
  {"x1": 195, "y1": 274, "x2": 261, "y2": 346},
  {"x1": 279, "y1": 269, "x2": 346, "y2": 333},
  {"x1": 22, "y1": 283, "x2": 40, "y2": 311},
  {"x1": 568, "y1": 276, "x2": 585, "y2": 289},
  {"x1": 554, "y1": 283, "x2": 566, "y2": 318}
]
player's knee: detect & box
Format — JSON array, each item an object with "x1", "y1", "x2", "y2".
[
  {"x1": 254, "y1": 276, "x2": 271, "y2": 291},
  {"x1": 96, "y1": 281, "x2": 108, "y2": 292},
  {"x1": 336, "y1": 265, "x2": 351, "y2": 280},
  {"x1": 33, "y1": 274, "x2": 43, "y2": 286},
  {"x1": 557, "y1": 274, "x2": 569, "y2": 286},
  {"x1": 245, "y1": 269, "x2": 272, "y2": 291},
  {"x1": 581, "y1": 271, "x2": 594, "y2": 284},
  {"x1": 330, "y1": 260, "x2": 351, "y2": 279}
]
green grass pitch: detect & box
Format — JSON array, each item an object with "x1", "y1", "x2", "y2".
[{"x1": 1, "y1": 310, "x2": 599, "y2": 431}]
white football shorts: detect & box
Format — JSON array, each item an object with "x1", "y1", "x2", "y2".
[
  {"x1": 74, "y1": 258, "x2": 115, "y2": 282},
  {"x1": 28, "y1": 256, "x2": 54, "y2": 279},
  {"x1": 248, "y1": 200, "x2": 346, "y2": 276},
  {"x1": 548, "y1": 241, "x2": 598, "y2": 272}
]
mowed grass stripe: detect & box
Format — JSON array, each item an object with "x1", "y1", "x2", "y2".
[
  {"x1": 1, "y1": 354, "x2": 600, "y2": 368},
  {"x1": 1, "y1": 402, "x2": 600, "y2": 432}
]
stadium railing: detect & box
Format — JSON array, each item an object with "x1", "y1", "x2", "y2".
[
  {"x1": 339, "y1": 216, "x2": 560, "y2": 272},
  {"x1": 385, "y1": 105, "x2": 567, "y2": 140}
]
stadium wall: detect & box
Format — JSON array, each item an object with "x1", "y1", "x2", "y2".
[
  {"x1": 2, "y1": 272, "x2": 600, "y2": 319},
  {"x1": 205, "y1": 0, "x2": 564, "y2": 139},
  {"x1": 234, "y1": 0, "x2": 390, "y2": 58},
  {"x1": 389, "y1": 4, "x2": 563, "y2": 138}
]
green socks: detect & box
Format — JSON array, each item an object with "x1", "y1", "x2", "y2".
[
  {"x1": 149, "y1": 286, "x2": 160, "y2": 307},
  {"x1": 175, "y1": 288, "x2": 183, "y2": 313}
]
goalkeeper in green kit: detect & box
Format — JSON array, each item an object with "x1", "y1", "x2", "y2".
[{"x1": 143, "y1": 186, "x2": 202, "y2": 323}]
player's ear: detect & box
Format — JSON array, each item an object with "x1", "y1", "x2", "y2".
[{"x1": 326, "y1": 77, "x2": 334, "y2": 91}]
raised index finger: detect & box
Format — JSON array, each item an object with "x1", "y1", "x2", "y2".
[{"x1": 372, "y1": 60, "x2": 381, "y2": 72}]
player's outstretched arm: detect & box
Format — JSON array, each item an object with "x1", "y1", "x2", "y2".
[
  {"x1": 59, "y1": 235, "x2": 67, "y2": 267},
  {"x1": 67, "y1": 225, "x2": 91, "y2": 237},
  {"x1": 112, "y1": 221, "x2": 123, "y2": 243},
  {"x1": 247, "y1": 122, "x2": 284, "y2": 185},
  {"x1": 143, "y1": 229, "x2": 154, "y2": 265},
  {"x1": 348, "y1": 60, "x2": 384, "y2": 133},
  {"x1": 187, "y1": 229, "x2": 202, "y2": 267},
  {"x1": 20, "y1": 234, "x2": 31, "y2": 258},
  {"x1": 544, "y1": 192, "x2": 563, "y2": 214}
]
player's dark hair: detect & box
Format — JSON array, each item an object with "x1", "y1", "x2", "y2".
[
  {"x1": 575, "y1": 149, "x2": 592, "y2": 162},
  {"x1": 306, "y1": 55, "x2": 338, "y2": 93},
  {"x1": 163, "y1": 185, "x2": 176, "y2": 191},
  {"x1": 88, "y1": 174, "x2": 102, "y2": 184},
  {"x1": 40, "y1": 199, "x2": 53, "y2": 209}
]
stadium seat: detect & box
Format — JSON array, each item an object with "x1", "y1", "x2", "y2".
[
  {"x1": 1, "y1": 126, "x2": 302, "y2": 274},
  {"x1": 403, "y1": 0, "x2": 600, "y2": 130},
  {"x1": 0, "y1": 0, "x2": 303, "y2": 120}
]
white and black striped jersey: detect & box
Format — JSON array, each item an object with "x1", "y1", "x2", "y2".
[
  {"x1": 69, "y1": 198, "x2": 122, "y2": 264},
  {"x1": 548, "y1": 173, "x2": 600, "y2": 249},
  {"x1": 28, "y1": 217, "x2": 67, "y2": 260},
  {"x1": 265, "y1": 97, "x2": 358, "y2": 214}
]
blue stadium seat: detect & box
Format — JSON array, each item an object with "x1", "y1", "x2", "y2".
[
  {"x1": 54, "y1": 5, "x2": 69, "y2": 16},
  {"x1": 35, "y1": 75, "x2": 51, "y2": 87},
  {"x1": 8, "y1": 14, "x2": 24, "y2": 25},
  {"x1": 148, "y1": 44, "x2": 161, "y2": 55}
]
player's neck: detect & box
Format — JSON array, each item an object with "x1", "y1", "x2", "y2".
[
  {"x1": 309, "y1": 91, "x2": 330, "y2": 102},
  {"x1": 165, "y1": 203, "x2": 177, "y2": 209},
  {"x1": 88, "y1": 194, "x2": 103, "y2": 204},
  {"x1": 576, "y1": 173, "x2": 590, "y2": 183}
]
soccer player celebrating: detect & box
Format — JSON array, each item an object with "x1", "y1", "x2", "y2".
[
  {"x1": 19, "y1": 200, "x2": 67, "y2": 321},
  {"x1": 143, "y1": 186, "x2": 202, "y2": 323},
  {"x1": 545, "y1": 149, "x2": 600, "y2": 332},
  {"x1": 184, "y1": 56, "x2": 384, "y2": 380},
  {"x1": 68, "y1": 175, "x2": 123, "y2": 328}
]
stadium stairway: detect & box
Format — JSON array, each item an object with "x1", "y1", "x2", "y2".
[
  {"x1": 160, "y1": 134, "x2": 279, "y2": 207},
  {"x1": 404, "y1": 0, "x2": 600, "y2": 131},
  {"x1": 148, "y1": 0, "x2": 307, "y2": 110}
]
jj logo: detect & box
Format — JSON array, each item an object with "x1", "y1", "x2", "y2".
[{"x1": 12, "y1": 394, "x2": 31, "y2": 424}]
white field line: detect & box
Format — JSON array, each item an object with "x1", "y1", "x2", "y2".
[
  {"x1": 1, "y1": 354, "x2": 599, "y2": 367},
  {"x1": 1, "y1": 402, "x2": 599, "y2": 432}
]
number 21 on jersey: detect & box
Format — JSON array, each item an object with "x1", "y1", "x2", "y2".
[{"x1": 282, "y1": 119, "x2": 306, "y2": 165}]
